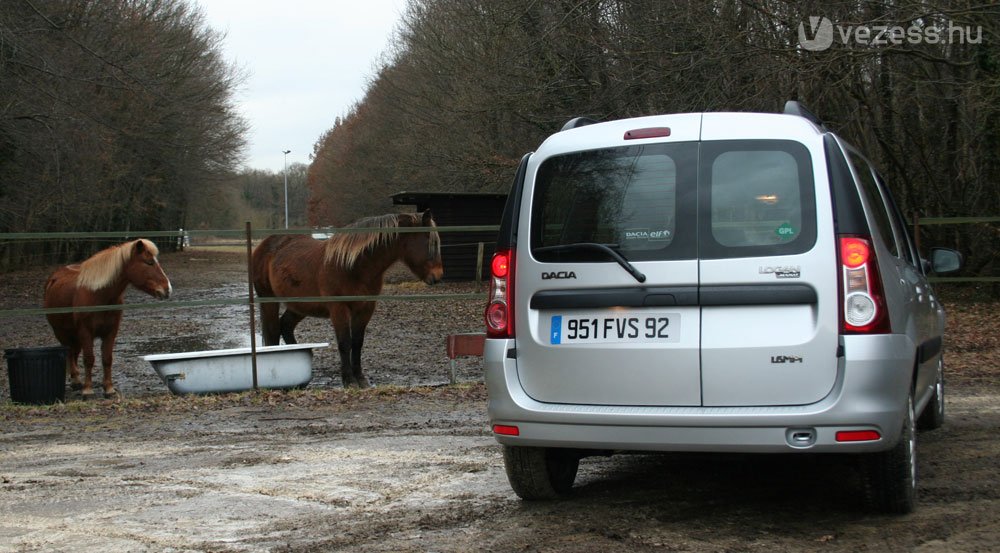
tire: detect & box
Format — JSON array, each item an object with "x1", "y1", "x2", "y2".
[
  {"x1": 862, "y1": 391, "x2": 917, "y2": 514},
  {"x1": 502, "y1": 445, "x2": 580, "y2": 500},
  {"x1": 917, "y1": 358, "x2": 945, "y2": 431}
]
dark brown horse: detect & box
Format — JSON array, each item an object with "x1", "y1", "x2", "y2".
[
  {"x1": 251, "y1": 210, "x2": 444, "y2": 388},
  {"x1": 44, "y1": 239, "x2": 172, "y2": 399}
]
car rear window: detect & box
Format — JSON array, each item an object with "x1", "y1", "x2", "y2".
[
  {"x1": 699, "y1": 140, "x2": 817, "y2": 259},
  {"x1": 531, "y1": 143, "x2": 698, "y2": 262},
  {"x1": 530, "y1": 139, "x2": 816, "y2": 262}
]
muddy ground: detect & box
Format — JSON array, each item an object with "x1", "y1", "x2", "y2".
[{"x1": 1, "y1": 249, "x2": 998, "y2": 552}]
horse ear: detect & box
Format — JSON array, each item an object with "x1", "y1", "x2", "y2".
[
  {"x1": 422, "y1": 209, "x2": 433, "y2": 225},
  {"x1": 134, "y1": 240, "x2": 147, "y2": 254}
]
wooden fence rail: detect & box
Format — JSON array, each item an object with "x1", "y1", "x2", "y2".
[
  {"x1": 0, "y1": 215, "x2": 996, "y2": 320},
  {"x1": 0, "y1": 223, "x2": 494, "y2": 319}
]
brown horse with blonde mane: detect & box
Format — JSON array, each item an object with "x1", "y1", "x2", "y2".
[
  {"x1": 44, "y1": 239, "x2": 172, "y2": 399},
  {"x1": 251, "y1": 210, "x2": 444, "y2": 388}
]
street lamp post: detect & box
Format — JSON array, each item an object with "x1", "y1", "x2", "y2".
[{"x1": 282, "y1": 149, "x2": 291, "y2": 229}]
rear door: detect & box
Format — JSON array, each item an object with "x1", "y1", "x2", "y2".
[
  {"x1": 515, "y1": 115, "x2": 841, "y2": 408},
  {"x1": 515, "y1": 127, "x2": 702, "y2": 406},
  {"x1": 697, "y1": 132, "x2": 840, "y2": 406}
]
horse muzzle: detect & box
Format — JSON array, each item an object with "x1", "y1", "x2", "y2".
[
  {"x1": 425, "y1": 270, "x2": 443, "y2": 285},
  {"x1": 154, "y1": 282, "x2": 173, "y2": 299}
]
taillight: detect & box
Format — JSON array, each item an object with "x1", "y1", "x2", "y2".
[
  {"x1": 485, "y1": 249, "x2": 514, "y2": 338},
  {"x1": 838, "y1": 236, "x2": 890, "y2": 334},
  {"x1": 491, "y1": 253, "x2": 509, "y2": 278}
]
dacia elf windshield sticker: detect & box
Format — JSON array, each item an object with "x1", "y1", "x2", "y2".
[
  {"x1": 624, "y1": 228, "x2": 672, "y2": 242},
  {"x1": 775, "y1": 222, "x2": 796, "y2": 239}
]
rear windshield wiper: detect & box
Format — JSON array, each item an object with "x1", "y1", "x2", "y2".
[{"x1": 534, "y1": 243, "x2": 647, "y2": 283}]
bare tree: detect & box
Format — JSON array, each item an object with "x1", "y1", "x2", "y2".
[
  {"x1": 0, "y1": 0, "x2": 247, "y2": 268},
  {"x1": 307, "y1": 0, "x2": 998, "y2": 275}
]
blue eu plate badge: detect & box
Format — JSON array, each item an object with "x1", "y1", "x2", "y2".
[{"x1": 550, "y1": 315, "x2": 562, "y2": 345}]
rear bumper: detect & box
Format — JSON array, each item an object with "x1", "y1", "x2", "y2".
[{"x1": 485, "y1": 335, "x2": 914, "y2": 454}]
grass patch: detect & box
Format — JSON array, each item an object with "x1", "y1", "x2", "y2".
[{"x1": 0, "y1": 382, "x2": 487, "y2": 422}]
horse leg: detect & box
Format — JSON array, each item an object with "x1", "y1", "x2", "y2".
[
  {"x1": 79, "y1": 334, "x2": 97, "y2": 400},
  {"x1": 350, "y1": 331, "x2": 368, "y2": 388},
  {"x1": 53, "y1": 327, "x2": 83, "y2": 390},
  {"x1": 329, "y1": 307, "x2": 357, "y2": 388},
  {"x1": 350, "y1": 305, "x2": 376, "y2": 388},
  {"x1": 100, "y1": 336, "x2": 117, "y2": 399},
  {"x1": 260, "y1": 302, "x2": 281, "y2": 346},
  {"x1": 280, "y1": 310, "x2": 305, "y2": 344},
  {"x1": 67, "y1": 343, "x2": 83, "y2": 391}
]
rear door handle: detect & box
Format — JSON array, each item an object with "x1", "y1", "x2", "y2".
[
  {"x1": 530, "y1": 284, "x2": 816, "y2": 310},
  {"x1": 530, "y1": 287, "x2": 698, "y2": 310},
  {"x1": 699, "y1": 284, "x2": 817, "y2": 306}
]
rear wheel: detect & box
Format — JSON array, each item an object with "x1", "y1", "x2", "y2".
[
  {"x1": 502, "y1": 446, "x2": 579, "y2": 500},
  {"x1": 917, "y1": 359, "x2": 945, "y2": 431},
  {"x1": 862, "y1": 391, "x2": 917, "y2": 514}
]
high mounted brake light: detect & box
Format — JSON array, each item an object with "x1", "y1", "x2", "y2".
[
  {"x1": 624, "y1": 127, "x2": 671, "y2": 140},
  {"x1": 485, "y1": 249, "x2": 514, "y2": 338},
  {"x1": 838, "y1": 236, "x2": 891, "y2": 334}
]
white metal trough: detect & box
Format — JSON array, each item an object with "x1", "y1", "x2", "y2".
[{"x1": 143, "y1": 343, "x2": 328, "y2": 395}]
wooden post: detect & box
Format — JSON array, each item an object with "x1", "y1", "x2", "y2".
[
  {"x1": 246, "y1": 221, "x2": 259, "y2": 390},
  {"x1": 475, "y1": 241, "x2": 485, "y2": 290},
  {"x1": 446, "y1": 333, "x2": 485, "y2": 385}
]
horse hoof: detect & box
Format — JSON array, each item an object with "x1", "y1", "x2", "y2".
[
  {"x1": 70, "y1": 382, "x2": 83, "y2": 391},
  {"x1": 81, "y1": 390, "x2": 96, "y2": 401},
  {"x1": 103, "y1": 390, "x2": 118, "y2": 400}
]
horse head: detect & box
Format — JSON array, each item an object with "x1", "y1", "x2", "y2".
[
  {"x1": 401, "y1": 210, "x2": 444, "y2": 285},
  {"x1": 125, "y1": 239, "x2": 172, "y2": 299}
]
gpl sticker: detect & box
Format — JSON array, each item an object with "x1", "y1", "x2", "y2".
[{"x1": 775, "y1": 222, "x2": 796, "y2": 240}]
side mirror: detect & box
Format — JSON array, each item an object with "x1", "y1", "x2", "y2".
[{"x1": 929, "y1": 248, "x2": 963, "y2": 275}]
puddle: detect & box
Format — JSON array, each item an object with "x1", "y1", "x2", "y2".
[{"x1": 126, "y1": 335, "x2": 243, "y2": 356}]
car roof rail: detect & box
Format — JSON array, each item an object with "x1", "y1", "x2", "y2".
[
  {"x1": 561, "y1": 116, "x2": 598, "y2": 131},
  {"x1": 783, "y1": 100, "x2": 829, "y2": 131}
]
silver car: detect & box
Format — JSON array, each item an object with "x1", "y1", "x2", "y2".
[{"x1": 483, "y1": 102, "x2": 962, "y2": 513}]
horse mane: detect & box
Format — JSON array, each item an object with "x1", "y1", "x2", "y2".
[
  {"x1": 77, "y1": 239, "x2": 159, "y2": 291},
  {"x1": 323, "y1": 212, "x2": 442, "y2": 269},
  {"x1": 323, "y1": 213, "x2": 409, "y2": 269}
]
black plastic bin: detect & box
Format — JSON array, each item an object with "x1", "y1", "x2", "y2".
[{"x1": 5, "y1": 346, "x2": 67, "y2": 405}]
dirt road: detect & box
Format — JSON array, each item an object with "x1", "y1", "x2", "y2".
[{"x1": 1, "y1": 249, "x2": 998, "y2": 552}]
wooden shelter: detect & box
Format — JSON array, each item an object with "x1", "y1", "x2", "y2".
[{"x1": 391, "y1": 192, "x2": 507, "y2": 281}]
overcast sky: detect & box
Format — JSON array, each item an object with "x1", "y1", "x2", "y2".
[{"x1": 197, "y1": 0, "x2": 410, "y2": 173}]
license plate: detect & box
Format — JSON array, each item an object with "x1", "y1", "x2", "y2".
[{"x1": 549, "y1": 312, "x2": 680, "y2": 345}]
